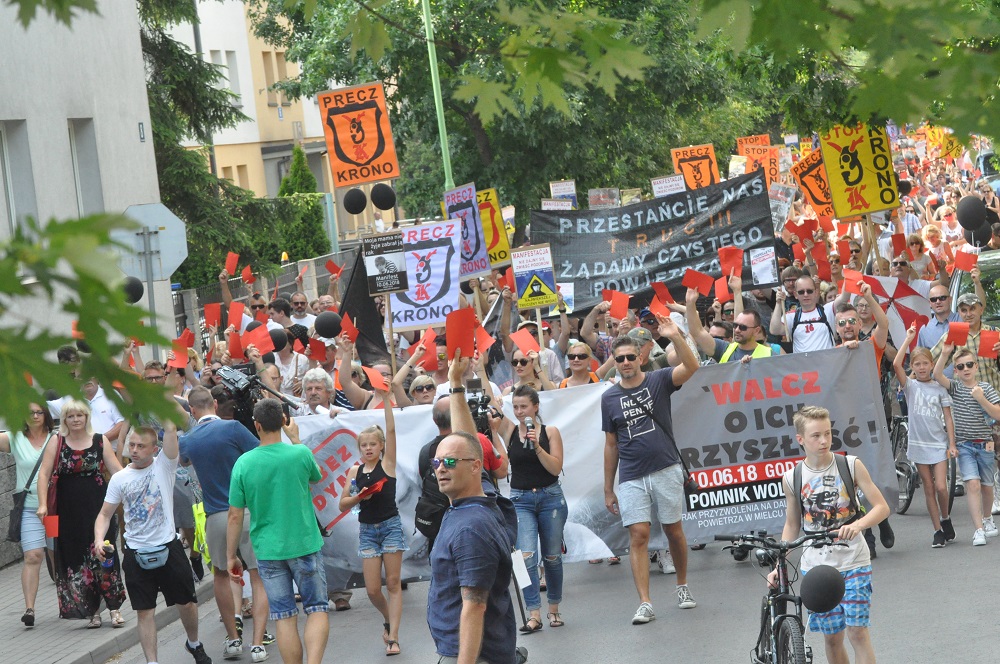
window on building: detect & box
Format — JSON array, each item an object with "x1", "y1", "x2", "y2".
[
  {"x1": 225, "y1": 51, "x2": 242, "y2": 106},
  {"x1": 0, "y1": 120, "x2": 38, "y2": 240},
  {"x1": 68, "y1": 118, "x2": 105, "y2": 217},
  {"x1": 261, "y1": 51, "x2": 278, "y2": 106},
  {"x1": 275, "y1": 52, "x2": 290, "y2": 106},
  {"x1": 221, "y1": 165, "x2": 234, "y2": 182},
  {"x1": 236, "y1": 165, "x2": 249, "y2": 189}
]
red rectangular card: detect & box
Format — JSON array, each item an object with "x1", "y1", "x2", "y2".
[
  {"x1": 298, "y1": 265, "x2": 308, "y2": 279},
  {"x1": 179, "y1": 328, "x2": 195, "y2": 349},
  {"x1": 255, "y1": 310, "x2": 269, "y2": 324},
  {"x1": 817, "y1": 216, "x2": 835, "y2": 234},
  {"x1": 647, "y1": 296, "x2": 670, "y2": 319},
  {"x1": 475, "y1": 325, "x2": 496, "y2": 354},
  {"x1": 307, "y1": 338, "x2": 328, "y2": 363},
  {"x1": 228, "y1": 332, "x2": 244, "y2": 361},
  {"x1": 785, "y1": 218, "x2": 805, "y2": 239},
  {"x1": 168, "y1": 340, "x2": 188, "y2": 368},
  {"x1": 841, "y1": 269, "x2": 865, "y2": 295},
  {"x1": 836, "y1": 223, "x2": 851, "y2": 237},
  {"x1": 293, "y1": 339, "x2": 306, "y2": 354},
  {"x1": 718, "y1": 246, "x2": 744, "y2": 277},
  {"x1": 509, "y1": 328, "x2": 541, "y2": 356},
  {"x1": 602, "y1": 289, "x2": 631, "y2": 320},
  {"x1": 204, "y1": 303, "x2": 221, "y2": 329},
  {"x1": 228, "y1": 302, "x2": 245, "y2": 330},
  {"x1": 225, "y1": 252, "x2": 239, "y2": 276},
  {"x1": 809, "y1": 242, "x2": 827, "y2": 263},
  {"x1": 340, "y1": 313, "x2": 359, "y2": 342},
  {"x1": 408, "y1": 328, "x2": 438, "y2": 371},
  {"x1": 241, "y1": 265, "x2": 256, "y2": 285},
  {"x1": 715, "y1": 277, "x2": 733, "y2": 303},
  {"x1": 497, "y1": 267, "x2": 515, "y2": 292},
  {"x1": 890, "y1": 233, "x2": 907, "y2": 259},
  {"x1": 954, "y1": 250, "x2": 979, "y2": 272},
  {"x1": 682, "y1": 269, "x2": 714, "y2": 297},
  {"x1": 815, "y1": 259, "x2": 832, "y2": 283},
  {"x1": 979, "y1": 330, "x2": 1000, "y2": 359},
  {"x1": 946, "y1": 322, "x2": 970, "y2": 346},
  {"x1": 356, "y1": 476, "x2": 388, "y2": 499},
  {"x1": 837, "y1": 241, "x2": 852, "y2": 261},
  {"x1": 326, "y1": 260, "x2": 343, "y2": 277},
  {"x1": 792, "y1": 243, "x2": 806, "y2": 262},
  {"x1": 650, "y1": 282, "x2": 675, "y2": 304},
  {"x1": 362, "y1": 365, "x2": 389, "y2": 391},
  {"x1": 243, "y1": 324, "x2": 275, "y2": 354},
  {"x1": 445, "y1": 308, "x2": 477, "y2": 360},
  {"x1": 798, "y1": 216, "x2": 818, "y2": 236}
]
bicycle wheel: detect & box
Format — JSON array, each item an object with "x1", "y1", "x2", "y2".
[
  {"x1": 777, "y1": 618, "x2": 807, "y2": 664},
  {"x1": 896, "y1": 460, "x2": 916, "y2": 515},
  {"x1": 947, "y1": 456, "x2": 958, "y2": 513},
  {"x1": 753, "y1": 596, "x2": 772, "y2": 664},
  {"x1": 891, "y1": 418, "x2": 909, "y2": 463}
]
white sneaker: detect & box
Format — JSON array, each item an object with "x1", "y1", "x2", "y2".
[
  {"x1": 251, "y1": 645, "x2": 268, "y2": 663},
  {"x1": 223, "y1": 638, "x2": 244, "y2": 660},
  {"x1": 676, "y1": 585, "x2": 697, "y2": 609},
  {"x1": 992, "y1": 497, "x2": 1000, "y2": 515},
  {"x1": 657, "y1": 552, "x2": 676, "y2": 575},
  {"x1": 984, "y1": 519, "x2": 999, "y2": 538},
  {"x1": 973, "y1": 529, "x2": 988, "y2": 546},
  {"x1": 631, "y1": 602, "x2": 655, "y2": 624}
]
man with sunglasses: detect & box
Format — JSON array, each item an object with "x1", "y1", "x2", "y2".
[
  {"x1": 918, "y1": 285, "x2": 964, "y2": 350},
  {"x1": 289, "y1": 291, "x2": 317, "y2": 329},
  {"x1": 772, "y1": 275, "x2": 848, "y2": 353},
  {"x1": 685, "y1": 287, "x2": 772, "y2": 363},
  {"x1": 602, "y1": 316, "x2": 700, "y2": 623},
  {"x1": 428, "y1": 352, "x2": 526, "y2": 664},
  {"x1": 888, "y1": 250, "x2": 950, "y2": 298},
  {"x1": 218, "y1": 271, "x2": 276, "y2": 333}
]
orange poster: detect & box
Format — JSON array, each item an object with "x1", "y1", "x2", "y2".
[
  {"x1": 317, "y1": 81, "x2": 399, "y2": 188},
  {"x1": 791, "y1": 150, "x2": 835, "y2": 219},
  {"x1": 744, "y1": 145, "x2": 779, "y2": 188},
  {"x1": 670, "y1": 144, "x2": 720, "y2": 190},
  {"x1": 737, "y1": 134, "x2": 770, "y2": 157}
]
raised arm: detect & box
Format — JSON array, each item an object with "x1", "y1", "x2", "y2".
[
  {"x1": 659, "y1": 315, "x2": 699, "y2": 386},
  {"x1": 933, "y1": 342, "x2": 954, "y2": 390},
  {"x1": 499, "y1": 287, "x2": 515, "y2": 354},
  {"x1": 769, "y1": 290, "x2": 788, "y2": 336},
  {"x1": 581, "y1": 301, "x2": 610, "y2": 350},
  {"x1": 859, "y1": 282, "x2": 889, "y2": 351},
  {"x1": 389, "y1": 346, "x2": 420, "y2": 408},
  {"x1": 449, "y1": 352, "x2": 478, "y2": 436},
  {"x1": 336, "y1": 335, "x2": 371, "y2": 410},
  {"x1": 730, "y1": 273, "x2": 744, "y2": 317},
  {"x1": 218, "y1": 270, "x2": 235, "y2": 307},
  {"x1": 685, "y1": 287, "x2": 716, "y2": 356},
  {"x1": 893, "y1": 325, "x2": 917, "y2": 386},
  {"x1": 381, "y1": 391, "x2": 396, "y2": 475},
  {"x1": 555, "y1": 293, "x2": 571, "y2": 354}
]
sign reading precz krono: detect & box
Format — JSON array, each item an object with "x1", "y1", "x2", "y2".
[{"x1": 317, "y1": 82, "x2": 400, "y2": 187}]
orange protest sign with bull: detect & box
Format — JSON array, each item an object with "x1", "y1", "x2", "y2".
[
  {"x1": 791, "y1": 150, "x2": 835, "y2": 219},
  {"x1": 317, "y1": 81, "x2": 400, "y2": 188},
  {"x1": 671, "y1": 144, "x2": 720, "y2": 190}
]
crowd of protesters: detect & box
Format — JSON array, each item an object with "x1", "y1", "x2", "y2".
[{"x1": 5, "y1": 139, "x2": 1000, "y2": 664}]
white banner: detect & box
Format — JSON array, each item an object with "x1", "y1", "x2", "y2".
[{"x1": 388, "y1": 220, "x2": 460, "y2": 332}]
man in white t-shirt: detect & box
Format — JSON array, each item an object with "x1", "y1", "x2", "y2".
[
  {"x1": 771, "y1": 276, "x2": 845, "y2": 353},
  {"x1": 48, "y1": 378, "x2": 125, "y2": 441},
  {"x1": 94, "y1": 421, "x2": 213, "y2": 664},
  {"x1": 289, "y1": 292, "x2": 317, "y2": 329}
]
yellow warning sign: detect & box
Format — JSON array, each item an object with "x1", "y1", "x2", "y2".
[
  {"x1": 511, "y1": 244, "x2": 559, "y2": 310},
  {"x1": 519, "y1": 275, "x2": 558, "y2": 309}
]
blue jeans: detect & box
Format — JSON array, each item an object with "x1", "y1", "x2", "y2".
[
  {"x1": 957, "y1": 441, "x2": 997, "y2": 483},
  {"x1": 510, "y1": 483, "x2": 568, "y2": 611},
  {"x1": 258, "y1": 551, "x2": 329, "y2": 621}
]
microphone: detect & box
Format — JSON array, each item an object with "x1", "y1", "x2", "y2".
[{"x1": 524, "y1": 417, "x2": 535, "y2": 450}]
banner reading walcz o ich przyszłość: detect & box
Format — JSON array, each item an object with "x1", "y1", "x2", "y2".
[
  {"x1": 672, "y1": 343, "x2": 896, "y2": 543},
  {"x1": 530, "y1": 171, "x2": 779, "y2": 310}
]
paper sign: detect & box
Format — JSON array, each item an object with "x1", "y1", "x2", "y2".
[
  {"x1": 225, "y1": 252, "x2": 239, "y2": 276},
  {"x1": 791, "y1": 150, "x2": 835, "y2": 220},
  {"x1": 979, "y1": 330, "x2": 1000, "y2": 359},
  {"x1": 541, "y1": 198, "x2": 574, "y2": 211},
  {"x1": 168, "y1": 341, "x2": 188, "y2": 368},
  {"x1": 671, "y1": 144, "x2": 720, "y2": 190},
  {"x1": 737, "y1": 134, "x2": 770, "y2": 157},
  {"x1": 444, "y1": 182, "x2": 492, "y2": 279},
  {"x1": 326, "y1": 259, "x2": 343, "y2": 277},
  {"x1": 511, "y1": 244, "x2": 559, "y2": 310},
  {"x1": 946, "y1": 322, "x2": 970, "y2": 346},
  {"x1": 509, "y1": 328, "x2": 541, "y2": 356},
  {"x1": 389, "y1": 220, "x2": 462, "y2": 332},
  {"x1": 682, "y1": 269, "x2": 714, "y2": 296},
  {"x1": 549, "y1": 180, "x2": 578, "y2": 208},
  {"x1": 477, "y1": 188, "x2": 512, "y2": 269},
  {"x1": 362, "y1": 232, "x2": 409, "y2": 295},
  {"x1": 651, "y1": 282, "x2": 675, "y2": 305},
  {"x1": 243, "y1": 325, "x2": 275, "y2": 354},
  {"x1": 954, "y1": 251, "x2": 978, "y2": 272},
  {"x1": 316, "y1": 81, "x2": 399, "y2": 188},
  {"x1": 307, "y1": 338, "x2": 328, "y2": 363},
  {"x1": 842, "y1": 269, "x2": 865, "y2": 294},
  {"x1": 445, "y1": 308, "x2": 477, "y2": 360},
  {"x1": 340, "y1": 313, "x2": 359, "y2": 342},
  {"x1": 475, "y1": 325, "x2": 496, "y2": 354},
  {"x1": 819, "y1": 123, "x2": 898, "y2": 216},
  {"x1": 588, "y1": 188, "x2": 621, "y2": 210},
  {"x1": 744, "y1": 145, "x2": 779, "y2": 188},
  {"x1": 204, "y1": 303, "x2": 221, "y2": 329},
  {"x1": 715, "y1": 277, "x2": 732, "y2": 303},
  {"x1": 728, "y1": 155, "x2": 747, "y2": 178},
  {"x1": 602, "y1": 289, "x2": 631, "y2": 320},
  {"x1": 651, "y1": 174, "x2": 686, "y2": 198},
  {"x1": 228, "y1": 302, "x2": 245, "y2": 330},
  {"x1": 362, "y1": 366, "x2": 389, "y2": 392},
  {"x1": 718, "y1": 246, "x2": 744, "y2": 277}
]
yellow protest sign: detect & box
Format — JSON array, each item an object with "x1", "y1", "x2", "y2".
[
  {"x1": 511, "y1": 244, "x2": 559, "y2": 310},
  {"x1": 477, "y1": 188, "x2": 512, "y2": 269},
  {"x1": 819, "y1": 123, "x2": 898, "y2": 217},
  {"x1": 941, "y1": 134, "x2": 963, "y2": 160}
]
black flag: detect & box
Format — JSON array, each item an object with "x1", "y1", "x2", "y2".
[{"x1": 338, "y1": 249, "x2": 389, "y2": 365}]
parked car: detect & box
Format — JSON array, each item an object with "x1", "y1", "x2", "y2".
[{"x1": 949, "y1": 249, "x2": 1000, "y2": 326}]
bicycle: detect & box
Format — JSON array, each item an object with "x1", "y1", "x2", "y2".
[{"x1": 715, "y1": 529, "x2": 844, "y2": 664}]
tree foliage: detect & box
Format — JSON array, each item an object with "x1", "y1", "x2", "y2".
[{"x1": 277, "y1": 145, "x2": 330, "y2": 261}]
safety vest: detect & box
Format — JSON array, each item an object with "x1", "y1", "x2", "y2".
[{"x1": 720, "y1": 342, "x2": 773, "y2": 363}]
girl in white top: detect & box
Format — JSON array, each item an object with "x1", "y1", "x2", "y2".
[
  {"x1": 0, "y1": 403, "x2": 55, "y2": 627},
  {"x1": 894, "y1": 326, "x2": 957, "y2": 547}
]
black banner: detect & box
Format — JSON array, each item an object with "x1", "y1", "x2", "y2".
[{"x1": 530, "y1": 172, "x2": 779, "y2": 311}]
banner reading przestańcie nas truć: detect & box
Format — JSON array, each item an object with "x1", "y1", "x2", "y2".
[{"x1": 530, "y1": 171, "x2": 779, "y2": 310}]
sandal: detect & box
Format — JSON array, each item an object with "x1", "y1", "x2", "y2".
[
  {"x1": 87, "y1": 615, "x2": 102, "y2": 629},
  {"x1": 383, "y1": 622, "x2": 391, "y2": 645},
  {"x1": 110, "y1": 610, "x2": 125, "y2": 628},
  {"x1": 608, "y1": 556, "x2": 621, "y2": 565},
  {"x1": 588, "y1": 559, "x2": 603, "y2": 564},
  {"x1": 547, "y1": 612, "x2": 564, "y2": 628},
  {"x1": 241, "y1": 600, "x2": 253, "y2": 618},
  {"x1": 518, "y1": 617, "x2": 543, "y2": 634},
  {"x1": 385, "y1": 640, "x2": 400, "y2": 656},
  {"x1": 21, "y1": 609, "x2": 34, "y2": 627}
]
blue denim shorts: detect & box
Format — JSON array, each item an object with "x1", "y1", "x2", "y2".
[
  {"x1": 807, "y1": 566, "x2": 872, "y2": 634},
  {"x1": 358, "y1": 514, "x2": 409, "y2": 558},
  {"x1": 257, "y1": 551, "x2": 329, "y2": 621},
  {"x1": 957, "y1": 441, "x2": 997, "y2": 483}
]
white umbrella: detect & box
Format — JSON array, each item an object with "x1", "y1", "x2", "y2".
[{"x1": 861, "y1": 275, "x2": 932, "y2": 349}]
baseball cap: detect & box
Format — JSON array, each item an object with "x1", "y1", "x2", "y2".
[
  {"x1": 627, "y1": 327, "x2": 653, "y2": 345},
  {"x1": 637, "y1": 308, "x2": 653, "y2": 320},
  {"x1": 957, "y1": 293, "x2": 982, "y2": 307}
]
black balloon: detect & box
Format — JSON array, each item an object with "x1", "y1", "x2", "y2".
[
  {"x1": 897, "y1": 179, "x2": 912, "y2": 198},
  {"x1": 245, "y1": 320, "x2": 263, "y2": 332},
  {"x1": 123, "y1": 276, "x2": 144, "y2": 303},
  {"x1": 76, "y1": 339, "x2": 92, "y2": 354},
  {"x1": 315, "y1": 311, "x2": 342, "y2": 338},
  {"x1": 460, "y1": 279, "x2": 476, "y2": 295},
  {"x1": 269, "y1": 329, "x2": 288, "y2": 352},
  {"x1": 957, "y1": 195, "x2": 987, "y2": 230},
  {"x1": 344, "y1": 188, "x2": 368, "y2": 215},
  {"x1": 965, "y1": 221, "x2": 992, "y2": 248},
  {"x1": 370, "y1": 183, "x2": 397, "y2": 211},
  {"x1": 800, "y1": 564, "x2": 846, "y2": 613}
]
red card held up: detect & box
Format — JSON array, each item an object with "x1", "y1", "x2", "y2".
[
  {"x1": 841, "y1": 269, "x2": 865, "y2": 295},
  {"x1": 475, "y1": 325, "x2": 496, "y2": 354},
  {"x1": 647, "y1": 296, "x2": 670, "y2": 319},
  {"x1": 946, "y1": 322, "x2": 970, "y2": 346},
  {"x1": 890, "y1": 233, "x2": 907, "y2": 260},
  {"x1": 168, "y1": 340, "x2": 188, "y2": 369},
  {"x1": 954, "y1": 250, "x2": 978, "y2": 272},
  {"x1": 179, "y1": 328, "x2": 195, "y2": 349},
  {"x1": 909, "y1": 315, "x2": 929, "y2": 351},
  {"x1": 298, "y1": 265, "x2": 308, "y2": 279},
  {"x1": 809, "y1": 242, "x2": 827, "y2": 263},
  {"x1": 225, "y1": 252, "x2": 239, "y2": 276},
  {"x1": 255, "y1": 310, "x2": 269, "y2": 324},
  {"x1": 243, "y1": 324, "x2": 275, "y2": 354},
  {"x1": 204, "y1": 303, "x2": 221, "y2": 329},
  {"x1": 326, "y1": 260, "x2": 343, "y2": 277},
  {"x1": 357, "y1": 476, "x2": 388, "y2": 499},
  {"x1": 228, "y1": 302, "x2": 245, "y2": 330},
  {"x1": 293, "y1": 339, "x2": 306, "y2": 354},
  {"x1": 340, "y1": 313, "x2": 359, "y2": 342},
  {"x1": 837, "y1": 241, "x2": 852, "y2": 261},
  {"x1": 815, "y1": 259, "x2": 833, "y2": 283},
  {"x1": 509, "y1": 328, "x2": 541, "y2": 356},
  {"x1": 362, "y1": 365, "x2": 389, "y2": 391},
  {"x1": 307, "y1": 338, "x2": 328, "y2": 363},
  {"x1": 979, "y1": 330, "x2": 1000, "y2": 359},
  {"x1": 408, "y1": 328, "x2": 438, "y2": 371},
  {"x1": 445, "y1": 308, "x2": 477, "y2": 360},
  {"x1": 715, "y1": 277, "x2": 733, "y2": 303},
  {"x1": 228, "y1": 332, "x2": 244, "y2": 361},
  {"x1": 817, "y1": 216, "x2": 835, "y2": 234},
  {"x1": 718, "y1": 246, "x2": 744, "y2": 277},
  {"x1": 241, "y1": 265, "x2": 256, "y2": 285},
  {"x1": 784, "y1": 219, "x2": 805, "y2": 240},
  {"x1": 682, "y1": 269, "x2": 714, "y2": 297},
  {"x1": 602, "y1": 289, "x2": 631, "y2": 320},
  {"x1": 650, "y1": 282, "x2": 675, "y2": 304}
]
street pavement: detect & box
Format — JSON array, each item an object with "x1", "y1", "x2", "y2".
[{"x1": 4, "y1": 494, "x2": 995, "y2": 664}]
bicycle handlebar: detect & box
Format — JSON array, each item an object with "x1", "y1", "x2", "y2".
[{"x1": 713, "y1": 529, "x2": 841, "y2": 551}]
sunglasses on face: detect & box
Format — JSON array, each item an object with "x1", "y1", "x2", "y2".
[
  {"x1": 909, "y1": 241, "x2": 922, "y2": 246},
  {"x1": 250, "y1": 304, "x2": 266, "y2": 310},
  {"x1": 955, "y1": 361, "x2": 976, "y2": 371},
  {"x1": 512, "y1": 358, "x2": 531, "y2": 367},
  {"x1": 850, "y1": 248, "x2": 861, "y2": 254},
  {"x1": 796, "y1": 289, "x2": 814, "y2": 296},
  {"x1": 892, "y1": 261, "x2": 909, "y2": 268},
  {"x1": 929, "y1": 295, "x2": 949, "y2": 303},
  {"x1": 836, "y1": 317, "x2": 858, "y2": 327},
  {"x1": 733, "y1": 323, "x2": 756, "y2": 332},
  {"x1": 413, "y1": 384, "x2": 436, "y2": 393},
  {"x1": 430, "y1": 457, "x2": 476, "y2": 470},
  {"x1": 614, "y1": 353, "x2": 638, "y2": 363},
  {"x1": 641, "y1": 318, "x2": 657, "y2": 326},
  {"x1": 566, "y1": 353, "x2": 589, "y2": 361},
  {"x1": 292, "y1": 301, "x2": 307, "y2": 306}
]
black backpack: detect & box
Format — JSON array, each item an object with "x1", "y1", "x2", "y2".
[
  {"x1": 791, "y1": 454, "x2": 862, "y2": 523},
  {"x1": 414, "y1": 437, "x2": 451, "y2": 541},
  {"x1": 790, "y1": 304, "x2": 836, "y2": 346}
]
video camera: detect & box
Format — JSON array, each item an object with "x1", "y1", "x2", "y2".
[
  {"x1": 466, "y1": 378, "x2": 496, "y2": 437},
  {"x1": 216, "y1": 364, "x2": 298, "y2": 436}
]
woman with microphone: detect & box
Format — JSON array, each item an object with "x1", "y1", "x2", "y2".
[{"x1": 498, "y1": 385, "x2": 567, "y2": 632}]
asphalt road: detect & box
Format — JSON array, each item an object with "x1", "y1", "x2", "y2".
[{"x1": 109, "y1": 493, "x2": 995, "y2": 664}]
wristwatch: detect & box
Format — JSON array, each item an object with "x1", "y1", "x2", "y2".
[{"x1": 449, "y1": 387, "x2": 466, "y2": 394}]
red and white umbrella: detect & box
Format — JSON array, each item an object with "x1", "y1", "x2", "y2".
[{"x1": 861, "y1": 276, "x2": 932, "y2": 349}]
